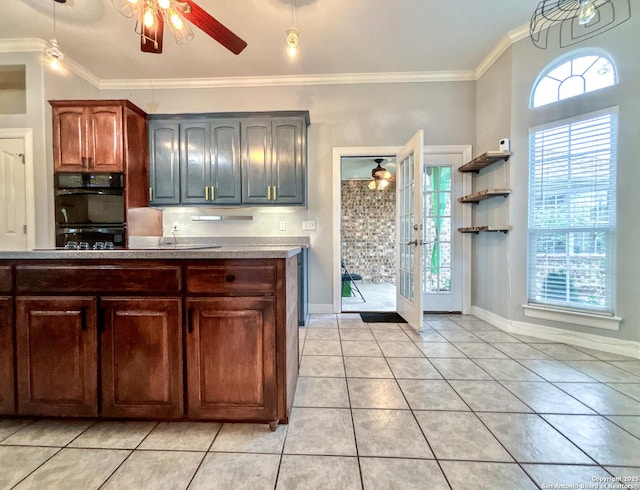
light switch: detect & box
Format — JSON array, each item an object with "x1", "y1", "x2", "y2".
[{"x1": 279, "y1": 220, "x2": 286, "y2": 231}]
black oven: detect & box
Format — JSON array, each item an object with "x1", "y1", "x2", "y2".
[{"x1": 54, "y1": 172, "x2": 125, "y2": 248}]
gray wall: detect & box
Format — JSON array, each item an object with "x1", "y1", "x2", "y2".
[
  {"x1": 474, "y1": 14, "x2": 640, "y2": 342},
  {"x1": 102, "y1": 82, "x2": 477, "y2": 309}
]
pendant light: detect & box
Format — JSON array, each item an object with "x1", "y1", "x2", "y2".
[{"x1": 46, "y1": 0, "x2": 64, "y2": 71}]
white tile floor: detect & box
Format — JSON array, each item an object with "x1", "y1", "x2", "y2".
[{"x1": 1, "y1": 313, "x2": 640, "y2": 489}]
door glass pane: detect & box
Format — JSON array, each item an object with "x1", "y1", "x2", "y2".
[
  {"x1": 398, "y1": 152, "x2": 415, "y2": 303},
  {"x1": 423, "y1": 165, "x2": 452, "y2": 293}
]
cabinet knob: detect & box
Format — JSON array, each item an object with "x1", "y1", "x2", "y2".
[{"x1": 225, "y1": 274, "x2": 236, "y2": 283}]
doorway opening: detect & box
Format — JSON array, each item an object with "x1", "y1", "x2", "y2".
[
  {"x1": 333, "y1": 145, "x2": 472, "y2": 316},
  {"x1": 340, "y1": 156, "x2": 397, "y2": 313}
]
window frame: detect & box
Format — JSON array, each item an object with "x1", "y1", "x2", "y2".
[{"x1": 527, "y1": 106, "x2": 619, "y2": 321}]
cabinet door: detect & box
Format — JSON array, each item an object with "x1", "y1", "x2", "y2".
[
  {"x1": 15, "y1": 296, "x2": 98, "y2": 417},
  {"x1": 210, "y1": 121, "x2": 241, "y2": 204},
  {"x1": 148, "y1": 120, "x2": 181, "y2": 205},
  {"x1": 88, "y1": 106, "x2": 124, "y2": 172},
  {"x1": 241, "y1": 120, "x2": 272, "y2": 204},
  {"x1": 185, "y1": 297, "x2": 277, "y2": 422},
  {"x1": 0, "y1": 297, "x2": 14, "y2": 415},
  {"x1": 271, "y1": 118, "x2": 305, "y2": 204},
  {"x1": 52, "y1": 106, "x2": 88, "y2": 172},
  {"x1": 100, "y1": 298, "x2": 183, "y2": 418},
  {"x1": 180, "y1": 122, "x2": 210, "y2": 204}
]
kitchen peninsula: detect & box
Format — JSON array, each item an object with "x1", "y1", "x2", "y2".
[{"x1": 0, "y1": 242, "x2": 303, "y2": 430}]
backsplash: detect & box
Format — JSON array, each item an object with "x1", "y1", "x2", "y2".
[{"x1": 341, "y1": 180, "x2": 396, "y2": 284}]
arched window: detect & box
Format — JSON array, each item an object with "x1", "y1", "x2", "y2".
[
  {"x1": 531, "y1": 52, "x2": 617, "y2": 108},
  {"x1": 527, "y1": 50, "x2": 619, "y2": 322}
]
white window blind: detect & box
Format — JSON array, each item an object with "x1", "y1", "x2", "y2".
[{"x1": 528, "y1": 108, "x2": 617, "y2": 314}]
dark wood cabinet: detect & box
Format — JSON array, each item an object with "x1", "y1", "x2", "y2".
[
  {"x1": 100, "y1": 297, "x2": 183, "y2": 418},
  {"x1": 3, "y1": 256, "x2": 299, "y2": 425},
  {"x1": 15, "y1": 296, "x2": 98, "y2": 417},
  {"x1": 185, "y1": 296, "x2": 277, "y2": 423},
  {"x1": 0, "y1": 297, "x2": 15, "y2": 415},
  {"x1": 50, "y1": 99, "x2": 149, "y2": 210},
  {"x1": 52, "y1": 104, "x2": 123, "y2": 172}
]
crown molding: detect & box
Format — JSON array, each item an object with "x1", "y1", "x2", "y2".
[
  {"x1": 0, "y1": 37, "x2": 101, "y2": 88},
  {"x1": 474, "y1": 24, "x2": 530, "y2": 79},
  {"x1": 1, "y1": 24, "x2": 530, "y2": 90},
  {"x1": 98, "y1": 70, "x2": 477, "y2": 90}
]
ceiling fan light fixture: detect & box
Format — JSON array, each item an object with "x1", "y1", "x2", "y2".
[
  {"x1": 157, "y1": 0, "x2": 171, "y2": 9},
  {"x1": 112, "y1": 0, "x2": 139, "y2": 18},
  {"x1": 168, "y1": 8, "x2": 194, "y2": 43}
]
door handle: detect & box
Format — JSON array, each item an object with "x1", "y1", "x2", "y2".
[{"x1": 406, "y1": 240, "x2": 420, "y2": 246}]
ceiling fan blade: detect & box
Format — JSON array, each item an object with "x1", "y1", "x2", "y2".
[
  {"x1": 182, "y1": 0, "x2": 247, "y2": 55},
  {"x1": 141, "y1": 10, "x2": 164, "y2": 54}
]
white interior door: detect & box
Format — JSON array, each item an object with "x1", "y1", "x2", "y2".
[
  {"x1": 422, "y1": 154, "x2": 465, "y2": 311},
  {"x1": 0, "y1": 138, "x2": 27, "y2": 251},
  {"x1": 395, "y1": 131, "x2": 424, "y2": 331}
]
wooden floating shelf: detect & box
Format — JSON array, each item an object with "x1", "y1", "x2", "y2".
[
  {"x1": 459, "y1": 151, "x2": 511, "y2": 173},
  {"x1": 458, "y1": 226, "x2": 511, "y2": 234},
  {"x1": 458, "y1": 188, "x2": 511, "y2": 204}
]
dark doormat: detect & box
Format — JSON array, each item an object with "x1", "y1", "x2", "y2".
[{"x1": 360, "y1": 312, "x2": 407, "y2": 323}]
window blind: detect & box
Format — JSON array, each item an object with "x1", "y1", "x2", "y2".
[{"x1": 528, "y1": 108, "x2": 617, "y2": 314}]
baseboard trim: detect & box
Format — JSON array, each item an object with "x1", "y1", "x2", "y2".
[
  {"x1": 309, "y1": 303, "x2": 335, "y2": 315},
  {"x1": 471, "y1": 306, "x2": 640, "y2": 360}
]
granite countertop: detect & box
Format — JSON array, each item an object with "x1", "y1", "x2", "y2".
[{"x1": 0, "y1": 237, "x2": 309, "y2": 260}]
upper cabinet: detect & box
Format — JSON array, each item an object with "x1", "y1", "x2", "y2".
[
  {"x1": 50, "y1": 100, "x2": 149, "y2": 208},
  {"x1": 148, "y1": 111, "x2": 309, "y2": 207},
  {"x1": 148, "y1": 120, "x2": 180, "y2": 205},
  {"x1": 242, "y1": 118, "x2": 305, "y2": 205}
]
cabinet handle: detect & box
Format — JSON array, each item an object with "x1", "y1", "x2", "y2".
[
  {"x1": 225, "y1": 274, "x2": 236, "y2": 283},
  {"x1": 272, "y1": 186, "x2": 277, "y2": 201},
  {"x1": 81, "y1": 156, "x2": 86, "y2": 167},
  {"x1": 267, "y1": 186, "x2": 271, "y2": 200},
  {"x1": 80, "y1": 306, "x2": 87, "y2": 331},
  {"x1": 205, "y1": 186, "x2": 209, "y2": 200},
  {"x1": 211, "y1": 186, "x2": 215, "y2": 201},
  {"x1": 149, "y1": 187, "x2": 153, "y2": 201},
  {"x1": 187, "y1": 307, "x2": 194, "y2": 334},
  {"x1": 88, "y1": 157, "x2": 93, "y2": 168}
]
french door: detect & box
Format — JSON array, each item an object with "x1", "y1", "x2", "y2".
[{"x1": 395, "y1": 131, "x2": 425, "y2": 331}]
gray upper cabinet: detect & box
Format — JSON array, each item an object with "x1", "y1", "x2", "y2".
[
  {"x1": 148, "y1": 121, "x2": 180, "y2": 205},
  {"x1": 148, "y1": 112, "x2": 308, "y2": 206},
  {"x1": 242, "y1": 118, "x2": 305, "y2": 205},
  {"x1": 210, "y1": 121, "x2": 242, "y2": 205}
]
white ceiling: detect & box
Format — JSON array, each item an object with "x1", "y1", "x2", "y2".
[{"x1": 0, "y1": 0, "x2": 542, "y2": 83}]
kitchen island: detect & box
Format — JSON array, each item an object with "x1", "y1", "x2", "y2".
[{"x1": 0, "y1": 244, "x2": 301, "y2": 429}]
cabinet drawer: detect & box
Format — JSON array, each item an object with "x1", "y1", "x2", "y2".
[
  {"x1": 16, "y1": 265, "x2": 181, "y2": 294},
  {"x1": 0, "y1": 267, "x2": 11, "y2": 293},
  {"x1": 187, "y1": 264, "x2": 276, "y2": 294}
]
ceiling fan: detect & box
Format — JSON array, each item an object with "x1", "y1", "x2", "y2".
[
  {"x1": 107, "y1": 0, "x2": 247, "y2": 55},
  {"x1": 368, "y1": 159, "x2": 394, "y2": 190}
]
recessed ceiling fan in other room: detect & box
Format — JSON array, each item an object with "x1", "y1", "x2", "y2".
[
  {"x1": 368, "y1": 158, "x2": 394, "y2": 190},
  {"x1": 110, "y1": 0, "x2": 247, "y2": 55}
]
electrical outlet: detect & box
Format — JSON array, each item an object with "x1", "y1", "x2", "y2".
[
  {"x1": 279, "y1": 220, "x2": 286, "y2": 231},
  {"x1": 171, "y1": 221, "x2": 179, "y2": 232},
  {"x1": 302, "y1": 220, "x2": 316, "y2": 230}
]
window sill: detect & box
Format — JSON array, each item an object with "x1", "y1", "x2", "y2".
[{"x1": 522, "y1": 304, "x2": 621, "y2": 331}]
